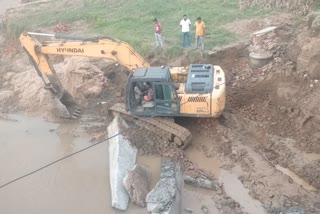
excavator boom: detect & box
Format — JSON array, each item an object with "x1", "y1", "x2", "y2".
[{"x1": 19, "y1": 32, "x2": 149, "y2": 118}]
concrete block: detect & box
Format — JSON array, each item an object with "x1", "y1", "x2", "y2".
[{"x1": 108, "y1": 115, "x2": 137, "y2": 211}]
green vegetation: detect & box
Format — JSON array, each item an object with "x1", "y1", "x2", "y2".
[{"x1": 6, "y1": 0, "x2": 269, "y2": 57}]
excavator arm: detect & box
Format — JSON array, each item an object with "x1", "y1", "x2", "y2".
[{"x1": 19, "y1": 32, "x2": 150, "y2": 118}]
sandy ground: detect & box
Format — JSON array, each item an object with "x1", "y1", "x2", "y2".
[
  {"x1": 0, "y1": 0, "x2": 21, "y2": 15},
  {"x1": 1, "y1": 1, "x2": 320, "y2": 214}
]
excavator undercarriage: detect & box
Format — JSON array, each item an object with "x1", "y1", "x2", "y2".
[{"x1": 109, "y1": 103, "x2": 192, "y2": 149}]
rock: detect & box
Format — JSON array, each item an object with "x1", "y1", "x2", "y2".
[
  {"x1": 288, "y1": 177, "x2": 294, "y2": 184},
  {"x1": 4, "y1": 72, "x2": 15, "y2": 81},
  {"x1": 108, "y1": 115, "x2": 138, "y2": 211},
  {"x1": 21, "y1": 0, "x2": 37, "y2": 3},
  {"x1": 184, "y1": 175, "x2": 219, "y2": 190},
  {"x1": 314, "y1": 132, "x2": 320, "y2": 139},
  {"x1": 307, "y1": 12, "x2": 319, "y2": 28},
  {"x1": 85, "y1": 85, "x2": 102, "y2": 97},
  {"x1": 201, "y1": 205, "x2": 209, "y2": 214},
  {"x1": 123, "y1": 164, "x2": 150, "y2": 207},
  {"x1": 311, "y1": 15, "x2": 320, "y2": 34},
  {"x1": 289, "y1": 108, "x2": 300, "y2": 118},
  {"x1": 0, "y1": 90, "x2": 14, "y2": 101},
  {"x1": 280, "y1": 207, "x2": 301, "y2": 214},
  {"x1": 216, "y1": 188, "x2": 223, "y2": 195},
  {"x1": 297, "y1": 38, "x2": 320, "y2": 74},
  {"x1": 146, "y1": 158, "x2": 183, "y2": 214},
  {"x1": 59, "y1": 57, "x2": 107, "y2": 105},
  {"x1": 279, "y1": 106, "x2": 287, "y2": 113},
  {"x1": 217, "y1": 204, "x2": 222, "y2": 209},
  {"x1": 185, "y1": 208, "x2": 193, "y2": 213}
]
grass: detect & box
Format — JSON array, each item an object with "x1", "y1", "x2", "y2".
[
  {"x1": 5, "y1": 0, "x2": 270, "y2": 58},
  {"x1": 315, "y1": 0, "x2": 320, "y2": 10}
]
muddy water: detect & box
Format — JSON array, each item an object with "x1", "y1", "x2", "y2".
[
  {"x1": 185, "y1": 151, "x2": 267, "y2": 214},
  {"x1": 185, "y1": 143, "x2": 221, "y2": 177},
  {"x1": 0, "y1": 114, "x2": 146, "y2": 214},
  {"x1": 136, "y1": 155, "x2": 160, "y2": 188},
  {"x1": 186, "y1": 132, "x2": 267, "y2": 214},
  {"x1": 182, "y1": 185, "x2": 220, "y2": 213},
  {"x1": 219, "y1": 170, "x2": 267, "y2": 214}
]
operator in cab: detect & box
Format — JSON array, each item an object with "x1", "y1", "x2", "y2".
[{"x1": 143, "y1": 82, "x2": 154, "y2": 101}]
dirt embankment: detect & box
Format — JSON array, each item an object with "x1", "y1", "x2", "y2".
[
  {"x1": 239, "y1": 0, "x2": 315, "y2": 15},
  {"x1": 168, "y1": 12, "x2": 320, "y2": 213}
]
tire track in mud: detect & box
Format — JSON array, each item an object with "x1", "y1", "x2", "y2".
[{"x1": 222, "y1": 113, "x2": 320, "y2": 211}]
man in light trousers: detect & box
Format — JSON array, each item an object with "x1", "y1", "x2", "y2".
[
  {"x1": 180, "y1": 14, "x2": 191, "y2": 48},
  {"x1": 153, "y1": 18, "x2": 163, "y2": 48},
  {"x1": 194, "y1": 17, "x2": 206, "y2": 50}
]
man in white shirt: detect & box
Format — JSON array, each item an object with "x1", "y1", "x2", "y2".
[{"x1": 180, "y1": 14, "x2": 191, "y2": 48}]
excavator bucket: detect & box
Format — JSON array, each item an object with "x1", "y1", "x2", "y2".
[{"x1": 59, "y1": 90, "x2": 82, "y2": 119}]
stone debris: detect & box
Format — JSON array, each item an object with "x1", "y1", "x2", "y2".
[
  {"x1": 280, "y1": 206, "x2": 301, "y2": 214},
  {"x1": 146, "y1": 158, "x2": 183, "y2": 214},
  {"x1": 123, "y1": 164, "x2": 150, "y2": 207},
  {"x1": 184, "y1": 175, "x2": 219, "y2": 190},
  {"x1": 201, "y1": 205, "x2": 209, "y2": 214},
  {"x1": 185, "y1": 207, "x2": 193, "y2": 213},
  {"x1": 108, "y1": 115, "x2": 137, "y2": 211}
]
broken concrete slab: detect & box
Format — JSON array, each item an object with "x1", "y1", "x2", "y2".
[
  {"x1": 146, "y1": 158, "x2": 183, "y2": 214},
  {"x1": 108, "y1": 115, "x2": 137, "y2": 211},
  {"x1": 123, "y1": 164, "x2": 150, "y2": 207},
  {"x1": 146, "y1": 178, "x2": 176, "y2": 213}
]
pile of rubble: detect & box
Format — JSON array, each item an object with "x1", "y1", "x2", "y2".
[{"x1": 107, "y1": 115, "x2": 183, "y2": 213}]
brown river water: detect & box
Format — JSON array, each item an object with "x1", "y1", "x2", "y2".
[
  {"x1": 0, "y1": 114, "x2": 146, "y2": 214},
  {"x1": 0, "y1": 114, "x2": 227, "y2": 214}
]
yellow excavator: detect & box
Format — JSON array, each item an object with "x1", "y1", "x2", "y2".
[{"x1": 19, "y1": 32, "x2": 226, "y2": 148}]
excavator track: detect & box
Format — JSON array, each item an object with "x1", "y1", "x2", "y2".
[{"x1": 109, "y1": 103, "x2": 192, "y2": 149}]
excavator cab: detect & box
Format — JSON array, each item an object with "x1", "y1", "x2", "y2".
[{"x1": 127, "y1": 66, "x2": 180, "y2": 116}]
